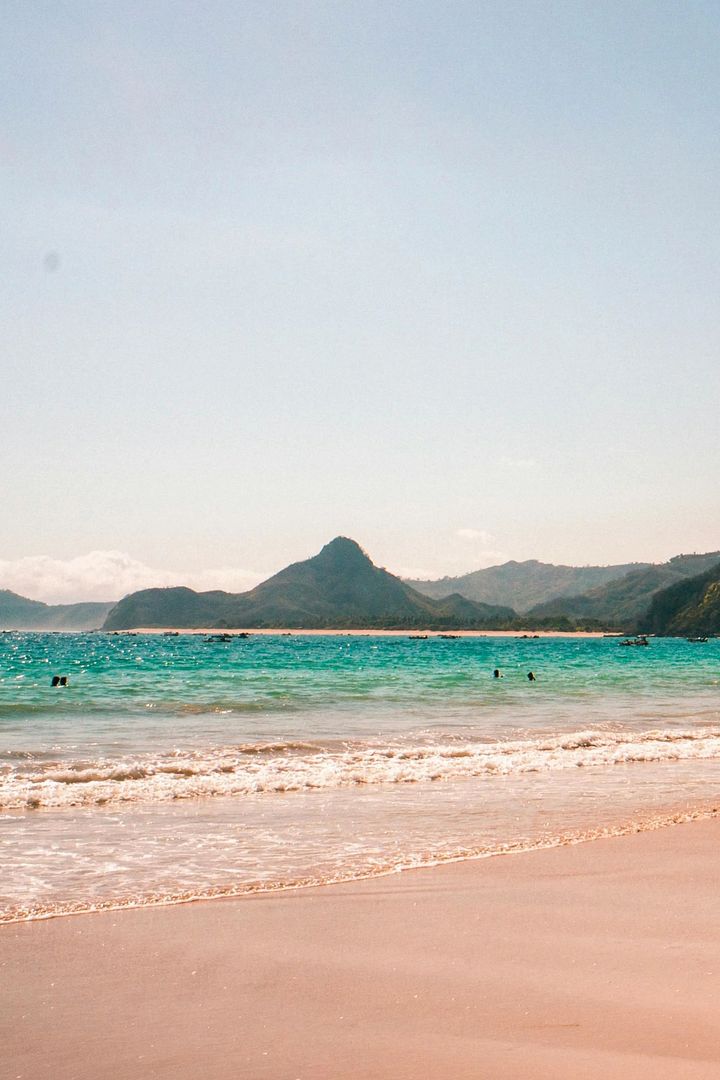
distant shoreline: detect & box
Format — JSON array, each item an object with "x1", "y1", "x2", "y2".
[{"x1": 119, "y1": 627, "x2": 609, "y2": 638}]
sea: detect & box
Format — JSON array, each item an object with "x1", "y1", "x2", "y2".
[{"x1": 2, "y1": 631, "x2": 719, "y2": 923}]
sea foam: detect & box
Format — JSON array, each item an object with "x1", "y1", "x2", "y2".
[{"x1": 4, "y1": 725, "x2": 720, "y2": 810}]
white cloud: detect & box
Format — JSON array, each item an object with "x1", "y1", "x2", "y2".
[
  {"x1": 452, "y1": 530, "x2": 509, "y2": 571},
  {"x1": 501, "y1": 456, "x2": 540, "y2": 470},
  {"x1": 470, "y1": 549, "x2": 510, "y2": 569},
  {"x1": 0, "y1": 551, "x2": 266, "y2": 605},
  {"x1": 398, "y1": 548, "x2": 509, "y2": 582},
  {"x1": 184, "y1": 566, "x2": 267, "y2": 594},
  {"x1": 456, "y1": 528, "x2": 495, "y2": 544}
]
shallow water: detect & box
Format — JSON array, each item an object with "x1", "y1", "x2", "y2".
[{"x1": 1, "y1": 632, "x2": 719, "y2": 920}]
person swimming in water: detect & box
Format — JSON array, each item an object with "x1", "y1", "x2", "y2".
[
  {"x1": 527, "y1": 671, "x2": 536, "y2": 681},
  {"x1": 493, "y1": 669, "x2": 503, "y2": 678}
]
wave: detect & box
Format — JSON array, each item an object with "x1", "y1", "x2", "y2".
[
  {"x1": 3, "y1": 802, "x2": 718, "y2": 925},
  {"x1": 4, "y1": 725, "x2": 720, "y2": 810}
]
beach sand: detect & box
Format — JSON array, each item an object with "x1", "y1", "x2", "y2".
[
  {"x1": 3, "y1": 817, "x2": 719, "y2": 1079},
  {"x1": 128, "y1": 627, "x2": 608, "y2": 637}
]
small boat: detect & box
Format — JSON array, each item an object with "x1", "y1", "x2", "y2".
[
  {"x1": 439, "y1": 634, "x2": 460, "y2": 639},
  {"x1": 204, "y1": 633, "x2": 233, "y2": 643},
  {"x1": 687, "y1": 636, "x2": 708, "y2": 643},
  {"x1": 619, "y1": 636, "x2": 649, "y2": 647},
  {"x1": 409, "y1": 634, "x2": 428, "y2": 640}
]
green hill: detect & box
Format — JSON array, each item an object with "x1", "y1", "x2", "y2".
[
  {"x1": 0, "y1": 590, "x2": 114, "y2": 630},
  {"x1": 103, "y1": 537, "x2": 517, "y2": 630},
  {"x1": 641, "y1": 562, "x2": 720, "y2": 635},
  {"x1": 526, "y1": 552, "x2": 720, "y2": 628},
  {"x1": 406, "y1": 559, "x2": 647, "y2": 613}
]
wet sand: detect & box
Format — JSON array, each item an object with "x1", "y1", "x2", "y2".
[{"x1": 3, "y1": 818, "x2": 719, "y2": 1079}]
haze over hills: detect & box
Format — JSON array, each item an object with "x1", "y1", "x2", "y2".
[
  {"x1": 641, "y1": 561, "x2": 720, "y2": 636},
  {"x1": 0, "y1": 591, "x2": 114, "y2": 631},
  {"x1": 406, "y1": 560, "x2": 648, "y2": 613},
  {"x1": 103, "y1": 538, "x2": 516, "y2": 631},
  {"x1": 526, "y1": 552, "x2": 720, "y2": 628}
]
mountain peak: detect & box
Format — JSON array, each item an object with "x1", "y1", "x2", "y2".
[
  {"x1": 316, "y1": 537, "x2": 371, "y2": 564},
  {"x1": 104, "y1": 536, "x2": 514, "y2": 629}
]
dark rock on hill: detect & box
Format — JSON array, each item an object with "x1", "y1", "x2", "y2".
[
  {"x1": 0, "y1": 590, "x2": 114, "y2": 631},
  {"x1": 406, "y1": 559, "x2": 647, "y2": 613},
  {"x1": 103, "y1": 537, "x2": 516, "y2": 630},
  {"x1": 526, "y1": 552, "x2": 720, "y2": 628},
  {"x1": 641, "y1": 561, "x2": 720, "y2": 636}
]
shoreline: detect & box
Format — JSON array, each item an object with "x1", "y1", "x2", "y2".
[
  {"x1": 5, "y1": 813, "x2": 720, "y2": 1078},
  {"x1": 4, "y1": 799, "x2": 718, "y2": 927},
  {"x1": 117, "y1": 626, "x2": 610, "y2": 637}
]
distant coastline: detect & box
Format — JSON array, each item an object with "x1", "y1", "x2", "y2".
[
  {"x1": 3, "y1": 537, "x2": 719, "y2": 634},
  {"x1": 114, "y1": 627, "x2": 608, "y2": 638}
]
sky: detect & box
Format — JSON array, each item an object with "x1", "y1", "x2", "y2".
[{"x1": 3, "y1": 1, "x2": 720, "y2": 602}]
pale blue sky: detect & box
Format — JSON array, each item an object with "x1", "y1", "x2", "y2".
[{"x1": 3, "y1": 1, "x2": 720, "y2": 600}]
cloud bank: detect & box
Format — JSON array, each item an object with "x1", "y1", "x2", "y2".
[
  {"x1": 0, "y1": 551, "x2": 266, "y2": 605},
  {"x1": 456, "y1": 528, "x2": 494, "y2": 544},
  {"x1": 399, "y1": 529, "x2": 509, "y2": 581}
]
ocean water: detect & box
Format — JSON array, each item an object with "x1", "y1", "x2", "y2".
[{"x1": 1, "y1": 631, "x2": 719, "y2": 922}]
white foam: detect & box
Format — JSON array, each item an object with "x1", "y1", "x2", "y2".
[
  {"x1": 4, "y1": 725, "x2": 720, "y2": 810},
  {"x1": 3, "y1": 803, "x2": 718, "y2": 925}
]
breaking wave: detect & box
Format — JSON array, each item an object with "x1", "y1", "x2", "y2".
[{"x1": 4, "y1": 725, "x2": 720, "y2": 810}]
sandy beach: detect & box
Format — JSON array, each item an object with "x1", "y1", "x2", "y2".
[
  {"x1": 125, "y1": 627, "x2": 609, "y2": 637},
  {"x1": 3, "y1": 816, "x2": 720, "y2": 1079}
]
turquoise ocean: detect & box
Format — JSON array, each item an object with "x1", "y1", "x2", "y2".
[{"x1": 2, "y1": 632, "x2": 719, "y2": 922}]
